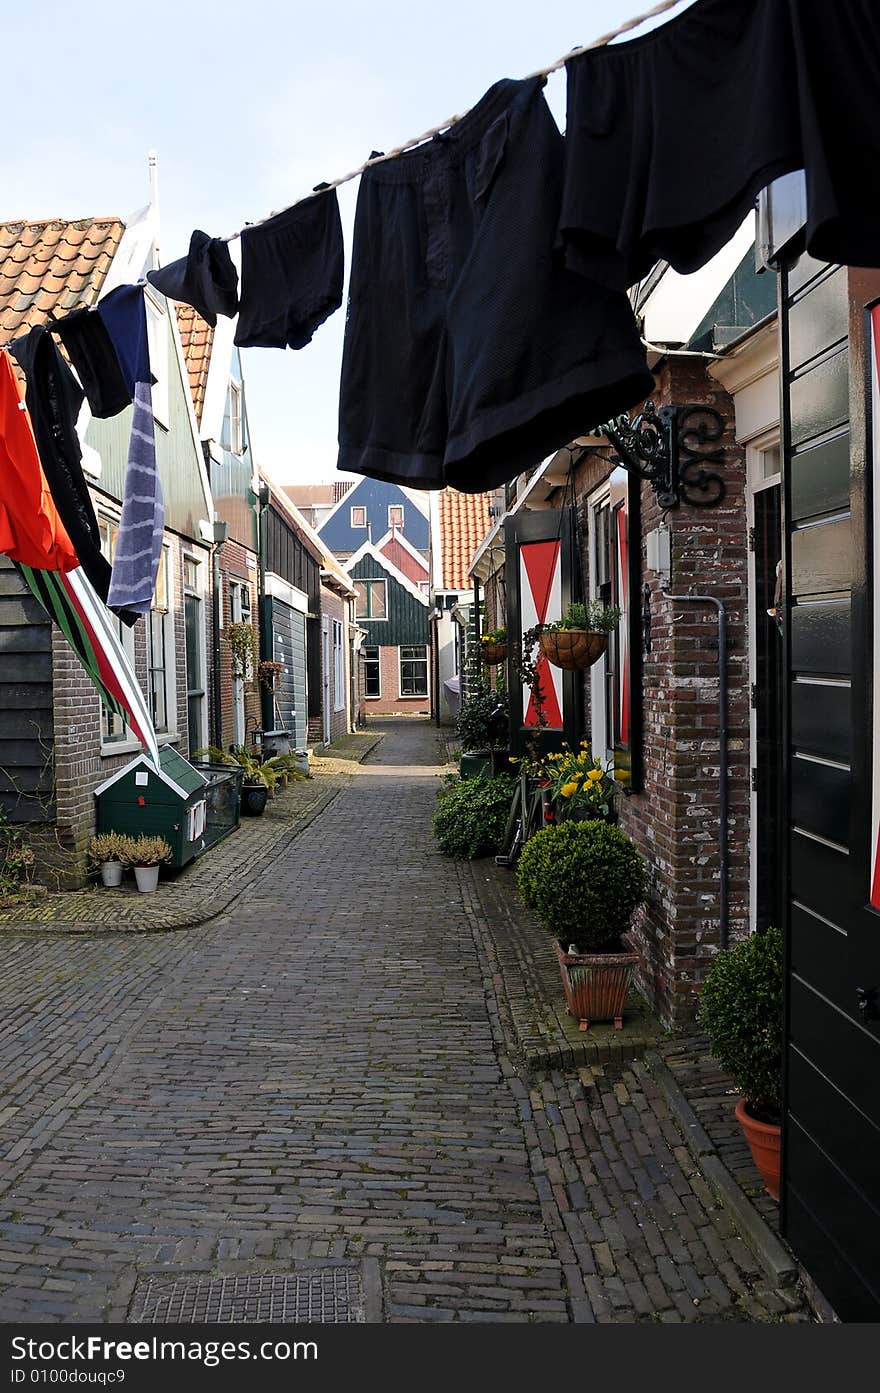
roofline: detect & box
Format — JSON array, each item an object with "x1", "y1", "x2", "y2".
[
  {"x1": 374, "y1": 526, "x2": 430, "y2": 572},
  {"x1": 342, "y1": 539, "x2": 430, "y2": 606}
]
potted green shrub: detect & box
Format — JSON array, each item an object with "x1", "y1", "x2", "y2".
[
  {"x1": 517, "y1": 820, "x2": 646, "y2": 1029},
  {"x1": 698, "y1": 926, "x2": 784, "y2": 1200},
  {"x1": 539, "y1": 600, "x2": 621, "y2": 671},
  {"x1": 86, "y1": 832, "x2": 128, "y2": 888},
  {"x1": 480, "y1": 627, "x2": 508, "y2": 665},
  {"x1": 456, "y1": 683, "x2": 509, "y2": 778},
  {"x1": 432, "y1": 773, "x2": 516, "y2": 859},
  {"x1": 122, "y1": 835, "x2": 171, "y2": 893}
]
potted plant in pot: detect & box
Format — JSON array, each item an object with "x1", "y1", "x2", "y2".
[
  {"x1": 697, "y1": 925, "x2": 784, "y2": 1200},
  {"x1": 542, "y1": 741, "x2": 616, "y2": 824},
  {"x1": 480, "y1": 627, "x2": 508, "y2": 665},
  {"x1": 122, "y1": 835, "x2": 171, "y2": 893},
  {"x1": 86, "y1": 832, "x2": 128, "y2": 888},
  {"x1": 455, "y1": 682, "x2": 510, "y2": 778},
  {"x1": 539, "y1": 601, "x2": 621, "y2": 671},
  {"x1": 516, "y1": 819, "x2": 646, "y2": 1030}
]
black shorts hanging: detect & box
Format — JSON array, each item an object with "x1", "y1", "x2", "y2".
[
  {"x1": 234, "y1": 191, "x2": 344, "y2": 350},
  {"x1": 559, "y1": 0, "x2": 803, "y2": 291},
  {"x1": 338, "y1": 76, "x2": 653, "y2": 494}
]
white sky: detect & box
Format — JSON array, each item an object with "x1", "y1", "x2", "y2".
[{"x1": 1, "y1": 0, "x2": 692, "y2": 484}]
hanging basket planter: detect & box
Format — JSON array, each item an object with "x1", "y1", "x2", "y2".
[
  {"x1": 481, "y1": 642, "x2": 508, "y2": 666},
  {"x1": 539, "y1": 629, "x2": 608, "y2": 671}
]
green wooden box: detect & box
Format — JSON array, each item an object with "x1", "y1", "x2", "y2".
[{"x1": 94, "y1": 748, "x2": 241, "y2": 868}]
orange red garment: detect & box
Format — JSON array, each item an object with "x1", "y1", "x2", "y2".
[{"x1": 0, "y1": 350, "x2": 78, "y2": 571}]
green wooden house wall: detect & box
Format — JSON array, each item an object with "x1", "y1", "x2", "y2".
[{"x1": 347, "y1": 554, "x2": 428, "y2": 646}]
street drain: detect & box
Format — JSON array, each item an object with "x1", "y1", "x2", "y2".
[{"x1": 129, "y1": 1262, "x2": 381, "y2": 1324}]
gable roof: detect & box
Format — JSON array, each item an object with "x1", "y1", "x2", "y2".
[
  {"x1": 343, "y1": 538, "x2": 429, "y2": 606},
  {"x1": 176, "y1": 304, "x2": 214, "y2": 427},
  {"x1": 317, "y1": 474, "x2": 430, "y2": 534},
  {"x1": 0, "y1": 217, "x2": 125, "y2": 350},
  {"x1": 437, "y1": 488, "x2": 493, "y2": 591},
  {"x1": 376, "y1": 526, "x2": 430, "y2": 580},
  {"x1": 259, "y1": 465, "x2": 356, "y2": 597}
]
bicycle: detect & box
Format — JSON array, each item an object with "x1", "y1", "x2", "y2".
[{"x1": 495, "y1": 762, "x2": 555, "y2": 867}]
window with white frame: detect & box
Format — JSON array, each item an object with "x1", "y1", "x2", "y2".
[
  {"x1": 351, "y1": 505, "x2": 367, "y2": 529},
  {"x1": 144, "y1": 297, "x2": 169, "y2": 428},
  {"x1": 355, "y1": 578, "x2": 386, "y2": 619},
  {"x1": 333, "y1": 619, "x2": 345, "y2": 711},
  {"x1": 229, "y1": 380, "x2": 243, "y2": 455},
  {"x1": 148, "y1": 545, "x2": 176, "y2": 736},
  {"x1": 388, "y1": 504, "x2": 404, "y2": 530},
  {"x1": 399, "y1": 644, "x2": 428, "y2": 697},
  {"x1": 99, "y1": 516, "x2": 138, "y2": 747},
  {"x1": 363, "y1": 645, "x2": 381, "y2": 697}
]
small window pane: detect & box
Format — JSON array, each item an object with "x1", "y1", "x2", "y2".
[
  {"x1": 351, "y1": 506, "x2": 367, "y2": 528},
  {"x1": 370, "y1": 580, "x2": 386, "y2": 618},
  {"x1": 363, "y1": 645, "x2": 380, "y2": 698}
]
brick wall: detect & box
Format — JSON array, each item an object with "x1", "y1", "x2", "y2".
[
  {"x1": 323, "y1": 588, "x2": 350, "y2": 744},
  {"x1": 360, "y1": 644, "x2": 431, "y2": 718},
  {"x1": 571, "y1": 359, "x2": 749, "y2": 1027}
]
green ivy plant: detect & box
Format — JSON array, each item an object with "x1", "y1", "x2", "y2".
[
  {"x1": 432, "y1": 774, "x2": 516, "y2": 859},
  {"x1": 516, "y1": 819, "x2": 646, "y2": 952},
  {"x1": 455, "y1": 684, "x2": 509, "y2": 752},
  {"x1": 697, "y1": 927, "x2": 784, "y2": 1124}
]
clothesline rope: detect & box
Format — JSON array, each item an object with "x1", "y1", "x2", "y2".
[{"x1": 220, "y1": 0, "x2": 687, "y2": 242}]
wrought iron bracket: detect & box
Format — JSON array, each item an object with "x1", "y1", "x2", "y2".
[{"x1": 596, "y1": 401, "x2": 726, "y2": 510}]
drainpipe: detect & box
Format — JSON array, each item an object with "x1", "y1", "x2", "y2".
[{"x1": 662, "y1": 592, "x2": 729, "y2": 950}]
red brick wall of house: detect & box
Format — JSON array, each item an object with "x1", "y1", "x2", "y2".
[
  {"x1": 571, "y1": 358, "x2": 749, "y2": 1027},
  {"x1": 359, "y1": 644, "x2": 431, "y2": 718},
  {"x1": 217, "y1": 539, "x2": 261, "y2": 752}
]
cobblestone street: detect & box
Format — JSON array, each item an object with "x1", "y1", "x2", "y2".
[{"x1": 0, "y1": 720, "x2": 808, "y2": 1323}]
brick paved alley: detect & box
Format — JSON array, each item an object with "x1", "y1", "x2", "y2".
[{"x1": 0, "y1": 720, "x2": 807, "y2": 1323}]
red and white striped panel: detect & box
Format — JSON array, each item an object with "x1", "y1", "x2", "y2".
[
  {"x1": 870, "y1": 306, "x2": 880, "y2": 908},
  {"x1": 520, "y1": 540, "x2": 563, "y2": 729}
]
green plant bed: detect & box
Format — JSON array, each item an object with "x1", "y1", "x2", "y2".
[{"x1": 433, "y1": 774, "x2": 516, "y2": 860}]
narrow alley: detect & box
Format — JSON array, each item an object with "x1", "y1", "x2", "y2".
[{"x1": 0, "y1": 722, "x2": 805, "y2": 1323}]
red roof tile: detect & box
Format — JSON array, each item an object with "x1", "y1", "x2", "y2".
[
  {"x1": 0, "y1": 217, "x2": 124, "y2": 348},
  {"x1": 176, "y1": 303, "x2": 214, "y2": 426},
  {"x1": 438, "y1": 488, "x2": 493, "y2": 591}
]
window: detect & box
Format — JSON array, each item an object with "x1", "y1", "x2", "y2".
[
  {"x1": 333, "y1": 619, "x2": 345, "y2": 711},
  {"x1": 363, "y1": 646, "x2": 381, "y2": 698},
  {"x1": 145, "y1": 297, "x2": 169, "y2": 427},
  {"x1": 184, "y1": 554, "x2": 206, "y2": 756},
  {"x1": 148, "y1": 546, "x2": 175, "y2": 735},
  {"x1": 354, "y1": 578, "x2": 387, "y2": 619},
  {"x1": 351, "y1": 505, "x2": 367, "y2": 529},
  {"x1": 229, "y1": 381, "x2": 243, "y2": 455},
  {"x1": 399, "y1": 644, "x2": 428, "y2": 697},
  {"x1": 229, "y1": 578, "x2": 252, "y2": 624},
  {"x1": 99, "y1": 516, "x2": 138, "y2": 746},
  {"x1": 388, "y1": 504, "x2": 404, "y2": 530}
]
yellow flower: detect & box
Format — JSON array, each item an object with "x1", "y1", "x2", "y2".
[
  {"x1": 508, "y1": 757, "x2": 518, "y2": 764},
  {"x1": 560, "y1": 780, "x2": 578, "y2": 798},
  {"x1": 587, "y1": 769, "x2": 603, "y2": 783}
]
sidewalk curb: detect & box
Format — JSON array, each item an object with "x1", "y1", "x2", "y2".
[{"x1": 641, "y1": 1050, "x2": 799, "y2": 1289}]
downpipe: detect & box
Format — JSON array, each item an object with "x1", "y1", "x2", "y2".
[{"x1": 662, "y1": 592, "x2": 729, "y2": 950}]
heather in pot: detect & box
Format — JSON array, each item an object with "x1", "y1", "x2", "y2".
[{"x1": 516, "y1": 819, "x2": 646, "y2": 951}]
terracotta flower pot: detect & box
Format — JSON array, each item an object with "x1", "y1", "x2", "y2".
[
  {"x1": 481, "y1": 642, "x2": 508, "y2": 665},
  {"x1": 734, "y1": 1098, "x2": 782, "y2": 1201},
  {"x1": 539, "y1": 629, "x2": 608, "y2": 670},
  {"x1": 554, "y1": 939, "x2": 639, "y2": 1030}
]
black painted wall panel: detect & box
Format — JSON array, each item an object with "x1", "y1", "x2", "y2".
[
  {"x1": 789, "y1": 432, "x2": 850, "y2": 522},
  {"x1": 790, "y1": 680, "x2": 851, "y2": 762},
  {"x1": 788, "y1": 1052, "x2": 880, "y2": 1205},
  {"x1": 791, "y1": 517, "x2": 852, "y2": 597},
  {"x1": 789, "y1": 977, "x2": 880, "y2": 1129},
  {"x1": 791, "y1": 755, "x2": 850, "y2": 841},
  {"x1": 790, "y1": 903, "x2": 849, "y2": 1008},
  {"x1": 790, "y1": 600, "x2": 851, "y2": 675},
  {"x1": 790, "y1": 831, "x2": 849, "y2": 920},
  {"x1": 789, "y1": 349, "x2": 849, "y2": 446}
]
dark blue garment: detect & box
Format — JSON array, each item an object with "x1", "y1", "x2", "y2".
[
  {"x1": 97, "y1": 285, "x2": 155, "y2": 391},
  {"x1": 147, "y1": 229, "x2": 239, "y2": 327}
]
